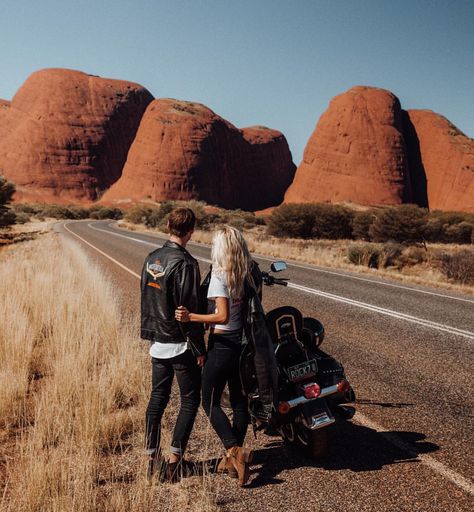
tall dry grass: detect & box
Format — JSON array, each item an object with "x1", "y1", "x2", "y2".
[{"x1": 0, "y1": 233, "x2": 218, "y2": 512}]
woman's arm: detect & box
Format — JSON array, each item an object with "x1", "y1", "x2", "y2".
[{"x1": 175, "y1": 296, "x2": 230, "y2": 324}]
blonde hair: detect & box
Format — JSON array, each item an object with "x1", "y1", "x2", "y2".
[{"x1": 211, "y1": 225, "x2": 252, "y2": 299}]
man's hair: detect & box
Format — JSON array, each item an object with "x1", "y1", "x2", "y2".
[{"x1": 168, "y1": 207, "x2": 196, "y2": 237}]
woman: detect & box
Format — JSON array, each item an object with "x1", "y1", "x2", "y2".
[{"x1": 175, "y1": 225, "x2": 256, "y2": 486}]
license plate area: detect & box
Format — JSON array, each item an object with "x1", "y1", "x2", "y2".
[
  {"x1": 308, "y1": 411, "x2": 335, "y2": 430},
  {"x1": 287, "y1": 359, "x2": 317, "y2": 382}
]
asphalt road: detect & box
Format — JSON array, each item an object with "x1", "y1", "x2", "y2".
[{"x1": 58, "y1": 220, "x2": 474, "y2": 512}]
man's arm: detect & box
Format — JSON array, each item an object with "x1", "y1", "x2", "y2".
[{"x1": 173, "y1": 261, "x2": 206, "y2": 356}]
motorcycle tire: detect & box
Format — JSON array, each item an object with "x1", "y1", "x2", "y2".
[
  {"x1": 278, "y1": 422, "x2": 296, "y2": 444},
  {"x1": 296, "y1": 424, "x2": 332, "y2": 459}
]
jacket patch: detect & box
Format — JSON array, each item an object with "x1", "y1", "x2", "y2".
[
  {"x1": 147, "y1": 261, "x2": 166, "y2": 279},
  {"x1": 147, "y1": 282, "x2": 161, "y2": 290}
]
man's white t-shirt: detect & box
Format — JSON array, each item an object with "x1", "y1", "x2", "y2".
[{"x1": 207, "y1": 272, "x2": 243, "y2": 332}]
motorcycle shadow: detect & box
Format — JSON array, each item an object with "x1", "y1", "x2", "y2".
[{"x1": 247, "y1": 421, "x2": 439, "y2": 488}]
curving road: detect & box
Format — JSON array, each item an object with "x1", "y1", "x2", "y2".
[{"x1": 58, "y1": 220, "x2": 474, "y2": 512}]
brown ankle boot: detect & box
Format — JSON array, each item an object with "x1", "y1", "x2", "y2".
[
  {"x1": 227, "y1": 446, "x2": 253, "y2": 486},
  {"x1": 217, "y1": 456, "x2": 238, "y2": 478}
]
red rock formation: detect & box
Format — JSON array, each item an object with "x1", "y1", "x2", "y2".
[
  {"x1": 102, "y1": 99, "x2": 295, "y2": 210},
  {"x1": 0, "y1": 68, "x2": 153, "y2": 203},
  {"x1": 404, "y1": 110, "x2": 474, "y2": 212},
  {"x1": 284, "y1": 86, "x2": 412, "y2": 206}
]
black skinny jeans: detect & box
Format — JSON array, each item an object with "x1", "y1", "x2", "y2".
[
  {"x1": 145, "y1": 349, "x2": 201, "y2": 457},
  {"x1": 201, "y1": 331, "x2": 249, "y2": 450}
]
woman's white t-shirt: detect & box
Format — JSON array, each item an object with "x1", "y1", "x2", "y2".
[{"x1": 207, "y1": 273, "x2": 243, "y2": 331}]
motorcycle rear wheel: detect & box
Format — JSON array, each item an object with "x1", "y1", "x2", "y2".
[
  {"x1": 297, "y1": 425, "x2": 332, "y2": 459},
  {"x1": 278, "y1": 422, "x2": 296, "y2": 444}
]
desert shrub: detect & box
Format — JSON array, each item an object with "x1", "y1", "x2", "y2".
[
  {"x1": 381, "y1": 242, "x2": 404, "y2": 268},
  {"x1": 40, "y1": 204, "x2": 77, "y2": 219},
  {"x1": 352, "y1": 210, "x2": 377, "y2": 241},
  {"x1": 437, "y1": 250, "x2": 474, "y2": 284},
  {"x1": 89, "y1": 206, "x2": 123, "y2": 220},
  {"x1": 424, "y1": 211, "x2": 474, "y2": 244},
  {"x1": 311, "y1": 204, "x2": 354, "y2": 239},
  {"x1": 68, "y1": 206, "x2": 90, "y2": 219},
  {"x1": 217, "y1": 209, "x2": 261, "y2": 230},
  {"x1": 268, "y1": 203, "x2": 353, "y2": 240},
  {"x1": 347, "y1": 243, "x2": 381, "y2": 268},
  {"x1": 14, "y1": 211, "x2": 31, "y2": 224},
  {"x1": 399, "y1": 245, "x2": 428, "y2": 266},
  {"x1": 369, "y1": 204, "x2": 428, "y2": 244},
  {"x1": 146, "y1": 201, "x2": 175, "y2": 228},
  {"x1": 443, "y1": 221, "x2": 473, "y2": 244},
  {"x1": 0, "y1": 175, "x2": 16, "y2": 227},
  {"x1": 268, "y1": 203, "x2": 318, "y2": 238},
  {"x1": 124, "y1": 204, "x2": 154, "y2": 225}
]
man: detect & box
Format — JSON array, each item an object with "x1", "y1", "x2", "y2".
[{"x1": 141, "y1": 207, "x2": 205, "y2": 482}]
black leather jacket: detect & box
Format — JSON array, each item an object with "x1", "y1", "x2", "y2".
[
  {"x1": 241, "y1": 275, "x2": 279, "y2": 412},
  {"x1": 140, "y1": 240, "x2": 205, "y2": 356}
]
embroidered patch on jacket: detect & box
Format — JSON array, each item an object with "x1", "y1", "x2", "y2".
[
  {"x1": 147, "y1": 282, "x2": 161, "y2": 290},
  {"x1": 146, "y1": 261, "x2": 166, "y2": 279}
]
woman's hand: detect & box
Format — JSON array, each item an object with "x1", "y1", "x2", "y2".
[{"x1": 175, "y1": 305, "x2": 190, "y2": 322}]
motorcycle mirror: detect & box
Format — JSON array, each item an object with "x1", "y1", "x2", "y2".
[{"x1": 270, "y1": 261, "x2": 287, "y2": 273}]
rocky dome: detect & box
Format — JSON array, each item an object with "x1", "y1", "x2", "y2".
[
  {"x1": 404, "y1": 110, "x2": 474, "y2": 212},
  {"x1": 284, "y1": 86, "x2": 412, "y2": 206},
  {"x1": 102, "y1": 99, "x2": 295, "y2": 210},
  {"x1": 0, "y1": 68, "x2": 153, "y2": 203}
]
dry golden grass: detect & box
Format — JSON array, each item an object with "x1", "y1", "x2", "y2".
[
  {"x1": 0, "y1": 233, "x2": 219, "y2": 512},
  {"x1": 119, "y1": 221, "x2": 474, "y2": 296}
]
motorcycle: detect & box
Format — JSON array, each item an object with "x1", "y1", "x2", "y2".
[{"x1": 244, "y1": 261, "x2": 356, "y2": 458}]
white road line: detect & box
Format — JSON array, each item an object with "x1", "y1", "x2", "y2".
[
  {"x1": 88, "y1": 222, "x2": 213, "y2": 262},
  {"x1": 109, "y1": 221, "x2": 474, "y2": 305},
  {"x1": 86, "y1": 221, "x2": 474, "y2": 340},
  {"x1": 355, "y1": 412, "x2": 474, "y2": 496},
  {"x1": 62, "y1": 220, "x2": 474, "y2": 497},
  {"x1": 255, "y1": 254, "x2": 474, "y2": 305},
  {"x1": 64, "y1": 223, "x2": 141, "y2": 279},
  {"x1": 289, "y1": 282, "x2": 474, "y2": 340}
]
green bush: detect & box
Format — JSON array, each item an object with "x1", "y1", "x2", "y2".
[
  {"x1": 424, "y1": 211, "x2": 474, "y2": 244},
  {"x1": 89, "y1": 206, "x2": 123, "y2": 220},
  {"x1": 352, "y1": 210, "x2": 377, "y2": 241},
  {"x1": 268, "y1": 204, "x2": 318, "y2": 238},
  {"x1": 123, "y1": 205, "x2": 154, "y2": 225},
  {"x1": 14, "y1": 211, "x2": 31, "y2": 224},
  {"x1": 381, "y1": 242, "x2": 404, "y2": 268},
  {"x1": 369, "y1": 204, "x2": 428, "y2": 244},
  {"x1": 268, "y1": 203, "x2": 353, "y2": 240},
  {"x1": 0, "y1": 207, "x2": 16, "y2": 227},
  {"x1": 0, "y1": 175, "x2": 16, "y2": 228},
  {"x1": 311, "y1": 204, "x2": 354, "y2": 239},
  {"x1": 437, "y1": 250, "x2": 474, "y2": 285}
]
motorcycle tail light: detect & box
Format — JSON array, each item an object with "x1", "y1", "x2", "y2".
[
  {"x1": 337, "y1": 379, "x2": 350, "y2": 394},
  {"x1": 303, "y1": 383, "x2": 321, "y2": 399},
  {"x1": 278, "y1": 401, "x2": 291, "y2": 414}
]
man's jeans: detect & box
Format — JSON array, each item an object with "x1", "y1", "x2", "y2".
[{"x1": 145, "y1": 349, "x2": 201, "y2": 456}]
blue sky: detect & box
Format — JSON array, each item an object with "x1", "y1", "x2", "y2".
[{"x1": 1, "y1": 0, "x2": 473, "y2": 164}]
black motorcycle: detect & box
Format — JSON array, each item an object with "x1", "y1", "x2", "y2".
[{"x1": 244, "y1": 261, "x2": 356, "y2": 458}]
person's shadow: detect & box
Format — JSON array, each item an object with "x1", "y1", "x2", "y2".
[{"x1": 245, "y1": 421, "x2": 439, "y2": 488}]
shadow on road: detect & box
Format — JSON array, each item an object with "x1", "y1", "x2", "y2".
[{"x1": 246, "y1": 421, "x2": 439, "y2": 488}]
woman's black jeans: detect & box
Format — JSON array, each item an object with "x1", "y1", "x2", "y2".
[
  {"x1": 201, "y1": 331, "x2": 249, "y2": 450},
  {"x1": 145, "y1": 349, "x2": 201, "y2": 457}
]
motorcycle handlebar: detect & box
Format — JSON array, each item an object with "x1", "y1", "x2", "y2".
[{"x1": 261, "y1": 272, "x2": 289, "y2": 287}]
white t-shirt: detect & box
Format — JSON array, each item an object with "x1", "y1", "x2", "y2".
[
  {"x1": 149, "y1": 340, "x2": 187, "y2": 360},
  {"x1": 207, "y1": 273, "x2": 243, "y2": 332}
]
